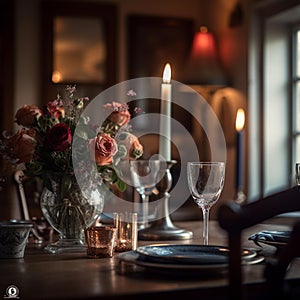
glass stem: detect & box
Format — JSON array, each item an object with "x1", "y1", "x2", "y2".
[
  {"x1": 202, "y1": 207, "x2": 210, "y2": 245},
  {"x1": 141, "y1": 194, "x2": 149, "y2": 228}
]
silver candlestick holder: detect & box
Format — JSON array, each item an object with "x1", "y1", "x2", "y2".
[{"x1": 138, "y1": 160, "x2": 193, "y2": 240}]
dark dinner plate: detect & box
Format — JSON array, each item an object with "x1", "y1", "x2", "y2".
[
  {"x1": 136, "y1": 244, "x2": 257, "y2": 265},
  {"x1": 118, "y1": 249, "x2": 264, "y2": 277}
]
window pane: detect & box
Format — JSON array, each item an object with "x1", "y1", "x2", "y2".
[
  {"x1": 296, "y1": 135, "x2": 300, "y2": 163},
  {"x1": 296, "y1": 81, "x2": 300, "y2": 131},
  {"x1": 297, "y1": 30, "x2": 300, "y2": 77}
]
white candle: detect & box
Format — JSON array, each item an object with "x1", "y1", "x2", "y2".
[{"x1": 159, "y1": 63, "x2": 172, "y2": 161}]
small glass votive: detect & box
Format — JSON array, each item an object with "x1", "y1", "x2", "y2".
[
  {"x1": 114, "y1": 212, "x2": 137, "y2": 252},
  {"x1": 85, "y1": 225, "x2": 117, "y2": 258}
]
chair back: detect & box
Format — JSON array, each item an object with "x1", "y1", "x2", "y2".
[
  {"x1": 14, "y1": 170, "x2": 46, "y2": 243},
  {"x1": 218, "y1": 186, "x2": 300, "y2": 299}
]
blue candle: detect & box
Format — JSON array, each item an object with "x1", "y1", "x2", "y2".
[{"x1": 235, "y1": 109, "x2": 245, "y2": 190}]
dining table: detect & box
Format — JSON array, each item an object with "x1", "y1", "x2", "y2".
[{"x1": 1, "y1": 218, "x2": 300, "y2": 300}]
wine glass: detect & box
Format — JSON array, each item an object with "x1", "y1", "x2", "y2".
[
  {"x1": 130, "y1": 159, "x2": 166, "y2": 229},
  {"x1": 117, "y1": 159, "x2": 165, "y2": 229},
  {"x1": 187, "y1": 162, "x2": 225, "y2": 245}
]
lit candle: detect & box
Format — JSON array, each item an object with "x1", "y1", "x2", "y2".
[
  {"x1": 159, "y1": 63, "x2": 172, "y2": 161},
  {"x1": 235, "y1": 108, "x2": 245, "y2": 190}
]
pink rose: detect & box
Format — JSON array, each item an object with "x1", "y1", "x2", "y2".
[
  {"x1": 116, "y1": 132, "x2": 143, "y2": 160},
  {"x1": 7, "y1": 129, "x2": 35, "y2": 163},
  {"x1": 14, "y1": 105, "x2": 42, "y2": 126},
  {"x1": 45, "y1": 123, "x2": 72, "y2": 151},
  {"x1": 88, "y1": 133, "x2": 118, "y2": 166},
  {"x1": 104, "y1": 102, "x2": 131, "y2": 126},
  {"x1": 46, "y1": 99, "x2": 65, "y2": 119}
]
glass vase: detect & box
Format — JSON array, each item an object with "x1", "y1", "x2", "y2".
[{"x1": 40, "y1": 177, "x2": 104, "y2": 254}]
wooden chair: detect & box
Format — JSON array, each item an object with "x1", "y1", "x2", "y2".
[
  {"x1": 14, "y1": 170, "x2": 53, "y2": 243},
  {"x1": 218, "y1": 186, "x2": 300, "y2": 299}
]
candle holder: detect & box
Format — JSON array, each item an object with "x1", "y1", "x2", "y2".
[
  {"x1": 85, "y1": 225, "x2": 117, "y2": 258},
  {"x1": 138, "y1": 160, "x2": 193, "y2": 240},
  {"x1": 235, "y1": 188, "x2": 246, "y2": 204},
  {"x1": 114, "y1": 212, "x2": 138, "y2": 252}
]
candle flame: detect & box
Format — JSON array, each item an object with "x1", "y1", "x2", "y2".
[
  {"x1": 163, "y1": 63, "x2": 171, "y2": 83},
  {"x1": 235, "y1": 108, "x2": 245, "y2": 132}
]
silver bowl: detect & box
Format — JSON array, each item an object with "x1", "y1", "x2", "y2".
[{"x1": 0, "y1": 220, "x2": 33, "y2": 258}]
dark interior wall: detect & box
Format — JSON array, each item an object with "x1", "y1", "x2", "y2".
[
  {"x1": 0, "y1": 0, "x2": 14, "y2": 133},
  {"x1": 0, "y1": 0, "x2": 17, "y2": 219}
]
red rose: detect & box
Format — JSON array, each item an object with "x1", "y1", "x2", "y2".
[
  {"x1": 116, "y1": 132, "x2": 143, "y2": 160},
  {"x1": 88, "y1": 133, "x2": 118, "y2": 166},
  {"x1": 14, "y1": 105, "x2": 42, "y2": 126},
  {"x1": 45, "y1": 123, "x2": 72, "y2": 151},
  {"x1": 104, "y1": 102, "x2": 131, "y2": 126},
  {"x1": 6, "y1": 128, "x2": 35, "y2": 163}
]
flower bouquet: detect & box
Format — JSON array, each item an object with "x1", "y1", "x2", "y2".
[{"x1": 0, "y1": 85, "x2": 143, "y2": 253}]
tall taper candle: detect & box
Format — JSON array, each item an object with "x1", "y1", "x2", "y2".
[
  {"x1": 235, "y1": 108, "x2": 245, "y2": 190},
  {"x1": 159, "y1": 63, "x2": 172, "y2": 161}
]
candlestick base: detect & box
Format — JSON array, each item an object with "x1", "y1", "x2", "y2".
[
  {"x1": 138, "y1": 160, "x2": 193, "y2": 241},
  {"x1": 138, "y1": 214, "x2": 193, "y2": 240}
]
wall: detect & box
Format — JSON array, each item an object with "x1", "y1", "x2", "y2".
[
  {"x1": 194, "y1": 0, "x2": 249, "y2": 206},
  {"x1": 13, "y1": 0, "x2": 202, "y2": 113},
  {"x1": 14, "y1": 0, "x2": 41, "y2": 112}
]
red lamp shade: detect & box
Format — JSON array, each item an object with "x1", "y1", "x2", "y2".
[
  {"x1": 190, "y1": 30, "x2": 217, "y2": 58},
  {"x1": 182, "y1": 27, "x2": 228, "y2": 86}
]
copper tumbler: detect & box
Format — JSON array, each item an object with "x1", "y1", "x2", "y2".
[{"x1": 85, "y1": 225, "x2": 117, "y2": 258}]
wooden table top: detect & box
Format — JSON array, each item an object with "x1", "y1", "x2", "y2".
[{"x1": 0, "y1": 219, "x2": 299, "y2": 300}]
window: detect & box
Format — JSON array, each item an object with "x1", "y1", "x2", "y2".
[
  {"x1": 249, "y1": 2, "x2": 300, "y2": 200},
  {"x1": 293, "y1": 27, "x2": 300, "y2": 165}
]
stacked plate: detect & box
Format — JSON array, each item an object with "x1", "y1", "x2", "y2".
[{"x1": 118, "y1": 244, "x2": 264, "y2": 276}]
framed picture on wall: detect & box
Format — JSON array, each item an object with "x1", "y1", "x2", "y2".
[
  {"x1": 127, "y1": 15, "x2": 195, "y2": 133},
  {"x1": 41, "y1": 1, "x2": 117, "y2": 101},
  {"x1": 127, "y1": 15, "x2": 194, "y2": 81}
]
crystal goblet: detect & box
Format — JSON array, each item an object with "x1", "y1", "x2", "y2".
[{"x1": 187, "y1": 162, "x2": 225, "y2": 245}]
